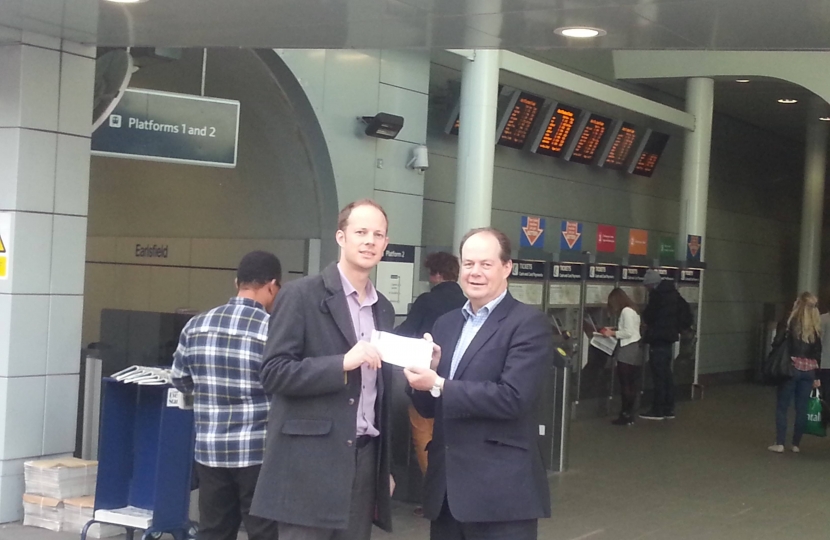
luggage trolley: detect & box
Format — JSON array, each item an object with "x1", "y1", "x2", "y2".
[{"x1": 82, "y1": 371, "x2": 197, "y2": 540}]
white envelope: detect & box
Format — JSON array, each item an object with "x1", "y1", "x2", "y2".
[{"x1": 370, "y1": 330, "x2": 433, "y2": 370}]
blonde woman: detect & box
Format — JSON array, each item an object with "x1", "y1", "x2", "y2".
[{"x1": 769, "y1": 292, "x2": 822, "y2": 453}]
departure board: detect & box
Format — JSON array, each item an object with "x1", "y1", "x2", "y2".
[
  {"x1": 630, "y1": 131, "x2": 670, "y2": 177},
  {"x1": 532, "y1": 103, "x2": 582, "y2": 157},
  {"x1": 602, "y1": 122, "x2": 641, "y2": 170},
  {"x1": 497, "y1": 92, "x2": 545, "y2": 149},
  {"x1": 568, "y1": 114, "x2": 613, "y2": 165}
]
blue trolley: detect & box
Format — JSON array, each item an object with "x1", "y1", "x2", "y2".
[{"x1": 82, "y1": 378, "x2": 197, "y2": 540}]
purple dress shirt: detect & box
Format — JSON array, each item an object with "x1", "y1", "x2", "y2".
[{"x1": 338, "y1": 264, "x2": 380, "y2": 438}]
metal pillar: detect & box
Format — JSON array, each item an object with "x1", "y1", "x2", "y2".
[
  {"x1": 678, "y1": 78, "x2": 714, "y2": 257},
  {"x1": 453, "y1": 50, "x2": 500, "y2": 254},
  {"x1": 679, "y1": 78, "x2": 714, "y2": 394},
  {"x1": 797, "y1": 97, "x2": 828, "y2": 295}
]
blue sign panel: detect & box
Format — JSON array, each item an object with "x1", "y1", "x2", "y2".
[
  {"x1": 560, "y1": 220, "x2": 583, "y2": 251},
  {"x1": 91, "y1": 89, "x2": 240, "y2": 168},
  {"x1": 520, "y1": 216, "x2": 546, "y2": 248}
]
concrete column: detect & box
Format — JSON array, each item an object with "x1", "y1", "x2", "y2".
[
  {"x1": 797, "y1": 98, "x2": 828, "y2": 295},
  {"x1": 0, "y1": 35, "x2": 94, "y2": 522},
  {"x1": 678, "y1": 78, "x2": 714, "y2": 260},
  {"x1": 453, "y1": 50, "x2": 500, "y2": 254}
]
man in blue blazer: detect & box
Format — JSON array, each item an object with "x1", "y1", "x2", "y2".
[{"x1": 405, "y1": 227, "x2": 552, "y2": 540}]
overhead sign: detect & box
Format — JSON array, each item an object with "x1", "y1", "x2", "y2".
[
  {"x1": 0, "y1": 213, "x2": 9, "y2": 280},
  {"x1": 687, "y1": 235, "x2": 702, "y2": 262},
  {"x1": 680, "y1": 269, "x2": 703, "y2": 283},
  {"x1": 91, "y1": 88, "x2": 240, "y2": 168},
  {"x1": 621, "y1": 266, "x2": 647, "y2": 282},
  {"x1": 659, "y1": 236, "x2": 676, "y2": 260},
  {"x1": 520, "y1": 216, "x2": 546, "y2": 248},
  {"x1": 560, "y1": 221, "x2": 583, "y2": 251},
  {"x1": 551, "y1": 262, "x2": 583, "y2": 281},
  {"x1": 588, "y1": 263, "x2": 617, "y2": 281},
  {"x1": 628, "y1": 229, "x2": 648, "y2": 256},
  {"x1": 511, "y1": 260, "x2": 546, "y2": 280},
  {"x1": 382, "y1": 244, "x2": 416, "y2": 263},
  {"x1": 597, "y1": 224, "x2": 617, "y2": 253}
]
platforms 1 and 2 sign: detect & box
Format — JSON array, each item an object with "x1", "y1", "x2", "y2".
[{"x1": 91, "y1": 89, "x2": 240, "y2": 168}]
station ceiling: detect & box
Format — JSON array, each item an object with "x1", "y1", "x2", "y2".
[{"x1": 1, "y1": 0, "x2": 828, "y2": 143}]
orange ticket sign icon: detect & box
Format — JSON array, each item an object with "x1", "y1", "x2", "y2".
[{"x1": 628, "y1": 229, "x2": 648, "y2": 256}]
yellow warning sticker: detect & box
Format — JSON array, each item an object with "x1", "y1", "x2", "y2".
[
  {"x1": 0, "y1": 232, "x2": 5, "y2": 253},
  {"x1": 0, "y1": 212, "x2": 9, "y2": 280},
  {"x1": 0, "y1": 257, "x2": 6, "y2": 279}
]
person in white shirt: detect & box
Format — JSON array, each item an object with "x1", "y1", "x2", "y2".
[{"x1": 601, "y1": 288, "x2": 642, "y2": 426}]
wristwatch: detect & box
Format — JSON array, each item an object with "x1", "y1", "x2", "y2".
[{"x1": 430, "y1": 377, "x2": 445, "y2": 398}]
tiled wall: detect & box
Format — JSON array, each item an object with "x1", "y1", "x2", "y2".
[
  {"x1": 277, "y1": 49, "x2": 431, "y2": 247},
  {"x1": 0, "y1": 34, "x2": 94, "y2": 522},
  {"x1": 83, "y1": 237, "x2": 309, "y2": 346}
]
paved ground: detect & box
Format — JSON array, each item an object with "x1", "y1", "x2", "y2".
[{"x1": 5, "y1": 383, "x2": 830, "y2": 539}]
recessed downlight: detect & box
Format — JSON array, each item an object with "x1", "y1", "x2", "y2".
[
  {"x1": 554, "y1": 27, "x2": 607, "y2": 38},
  {"x1": 778, "y1": 99, "x2": 798, "y2": 104},
  {"x1": 735, "y1": 79, "x2": 750, "y2": 83}
]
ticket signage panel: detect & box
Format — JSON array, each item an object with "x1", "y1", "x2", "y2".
[
  {"x1": 91, "y1": 89, "x2": 240, "y2": 168},
  {"x1": 550, "y1": 262, "x2": 583, "y2": 281},
  {"x1": 597, "y1": 224, "x2": 617, "y2": 253},
  {"x1": 680, "y1": 269, "x2": 702, "y2": 283},
  {"x1": 587, "y1": 263, "x2": 617, "y2": 281}
]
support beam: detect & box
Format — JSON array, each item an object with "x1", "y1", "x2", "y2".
[
  {"x1": 453, "y1": 49, "x2": 500, "y2": 254},
  {"x1": 446, "y1": 49, "x2": 695, "y2": 131},
  {"x1": 678, "y1": 78, "x2": 714, "y2": 260},
  {"x1": 798, "y1": 98, "x2": 828, "y2": 296}
]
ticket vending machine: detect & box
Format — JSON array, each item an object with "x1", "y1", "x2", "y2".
[
  {"x1": 544, "y1": 262, "x2": 584, "y2": 472},
  {"x1": 577, "y1": 263, "x2": 618, "y2": 418},
  {"x1": 677, "y1": 267, "x2": 704, "y2": 398}
]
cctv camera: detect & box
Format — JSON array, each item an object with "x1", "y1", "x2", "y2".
[{"x1": 407, "y1": 145, "x2": 429, "y2": 172}]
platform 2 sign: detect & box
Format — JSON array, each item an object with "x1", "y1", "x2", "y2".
[{"x1": 91, "y1": 89, "x2": 240, "y2": 168}]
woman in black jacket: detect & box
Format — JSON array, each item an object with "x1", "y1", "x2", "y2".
[{"x1": 769, "y1": 292, "x2": 822, "y2": 454}]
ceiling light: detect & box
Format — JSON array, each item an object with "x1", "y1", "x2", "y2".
[
  {"x1": 820, "y1": 117, "x2": 830, "y2": 122},
  {"x1": 778, "y1": 99, "x2": 798, "y2": 104},
  {"x1": 105, "y1": 0, "x2": 149, "y2": 3},
  {"x1": 554, "y1": 27, "x2": 607, "y2": 38},
  {"x1": 735, "y1": 79, "x2": 750, "y2": 83}
]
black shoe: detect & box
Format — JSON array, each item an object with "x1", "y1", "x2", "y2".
[
  {"x1": 639, "y1": 411, "x2": 665, "y2": 420},
  {"x1": 612, "y1": 416, "x2": 634, "y2": 426}
]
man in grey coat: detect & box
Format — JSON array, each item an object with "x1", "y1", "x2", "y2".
[{"x1": 250, "y1": 199, "x2": 395, "y2": 540}]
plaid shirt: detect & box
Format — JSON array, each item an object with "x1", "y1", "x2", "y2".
[{"x1": 172, "y1": 297, "x2": 270, "y2": 468}]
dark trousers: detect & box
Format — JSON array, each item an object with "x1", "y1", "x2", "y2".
[
  {"x1": 819, "y1": 369, "x2": 830, "y2": 395},
  {"x1": 196, "y1": 463, "x2": 279, "y2": 540},
  {"x1": 430, "y1": 498, "x2": 537, "y2": 540},
  {"x1": 776, "y1": 369, "x2": 815, "y2": 446},
  {"x1": 649, "y1": 343, "x2": 675, "y2": 416},
  {"x1": 616, "y1": 362, "x2": 641, "y2": 418},
  {"x1": 277, "y1": 439, "x2": 377, "y2": 540}
]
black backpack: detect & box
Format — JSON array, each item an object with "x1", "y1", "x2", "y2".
[{"x1": 677, "y1": 292, "x2": 694, "y2": 332}]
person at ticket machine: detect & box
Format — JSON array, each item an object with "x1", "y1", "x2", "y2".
[{"x1": 600, "y1": 288, "x2": 642, "y2": 426}]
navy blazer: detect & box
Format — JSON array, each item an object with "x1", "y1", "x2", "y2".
[{"x1": 411, "y1": 292, "x2": 552, "y2": 523}]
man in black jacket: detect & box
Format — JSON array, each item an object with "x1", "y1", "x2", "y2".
[
  {"x1": 395, "y1": 252, "x2": 466, "y2": 516},
  {"x1": 640, "y1": 269, "x2": 692, "y2": 420}
]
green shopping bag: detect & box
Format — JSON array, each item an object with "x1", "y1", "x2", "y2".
[{"x1": 805, "y1": 389, "x2": 826, "y2": 437}]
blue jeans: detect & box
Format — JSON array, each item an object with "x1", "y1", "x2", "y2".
[{"x1": 775, "y1": 369, "x2": 815, "y2": 446}]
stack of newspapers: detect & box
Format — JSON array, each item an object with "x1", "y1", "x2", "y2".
[{"x1": 22, "y1": 458, "x2": 98, "y2": 533}]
